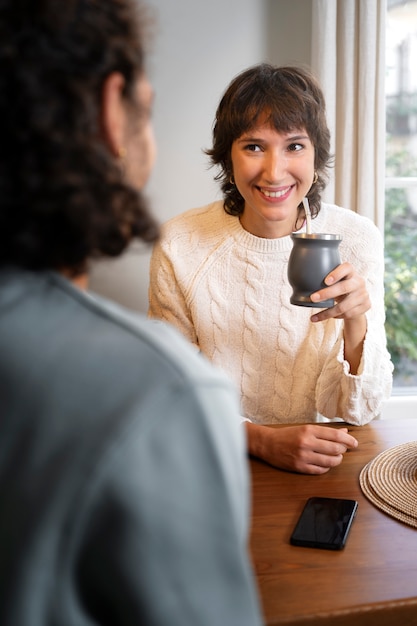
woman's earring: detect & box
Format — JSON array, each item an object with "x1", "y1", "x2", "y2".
[
  {"x1": 313, "y1": 171, "x2": 318, "y2": 184},
  {"x1": 229, "y1": 175, "x2": 235, "y2": 185}
]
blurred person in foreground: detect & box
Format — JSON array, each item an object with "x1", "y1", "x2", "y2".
[{"x1": 0, "y1": 1, "x2": 262, "y2": 625}]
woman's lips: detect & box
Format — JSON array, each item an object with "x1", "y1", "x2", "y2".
[{"x1": 258, "y1": 185, "x2": 293, "y2": 200}]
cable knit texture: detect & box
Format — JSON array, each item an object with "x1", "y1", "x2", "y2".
[{"x1": 149, "y1": 201, "x2": 393, "y2": 425}]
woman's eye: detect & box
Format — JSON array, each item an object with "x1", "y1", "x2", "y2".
[
  {"x1": 288, "y1": 143, "x2": 303, "y2": 152},
  {"x1": 244, "y1": 143, "x2": 261, "y2": 152}
]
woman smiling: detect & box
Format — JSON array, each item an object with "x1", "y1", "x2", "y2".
[{"x1": 149, "y1": 63, "x2": 393, "y2": 475}]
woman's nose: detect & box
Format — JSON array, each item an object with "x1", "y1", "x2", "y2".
[{"x1": 264, "y1": 150, "x2": 287, "y2": 182}]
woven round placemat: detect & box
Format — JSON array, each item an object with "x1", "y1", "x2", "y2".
[{"x1": 359, "y1": 440, "x2": 417, "y2": 528}]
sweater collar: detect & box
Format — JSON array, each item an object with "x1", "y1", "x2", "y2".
[{"x1": 224, "y1": 202, "x2": 328, "y2": 253}]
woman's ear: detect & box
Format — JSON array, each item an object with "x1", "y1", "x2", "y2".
[{"x1": 101, "y1": 72, "x2": 127, "y2": 157}]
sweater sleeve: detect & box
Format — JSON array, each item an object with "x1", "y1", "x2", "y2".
[
  {"x1": 75, "y1": 378, "x2": 262, "y2": 626},
  {"x1": 315, "y1": 218, "x2": 393, "y2": 424},
  {"x1": 148, "y1": 238, "x2": 199, "y2": 348}
]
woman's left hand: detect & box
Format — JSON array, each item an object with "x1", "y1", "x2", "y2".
[{"x1": 309, "y1": 262, "x2": 370, "y2": 323}]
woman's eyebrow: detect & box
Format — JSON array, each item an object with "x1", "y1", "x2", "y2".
[
  {"x1": 286, "y1": 134, "x2": 310, "y2": 141},
  {"x1": 236, "y1": 135, "x2": 263, "y2": 143},
  {"x1": 236, "y1": 132, "x2": 310, "y2": 143}
]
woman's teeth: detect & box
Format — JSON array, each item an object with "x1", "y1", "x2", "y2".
[{"x1": 261, "y1": 187, "x2": 291, "y2": 198}]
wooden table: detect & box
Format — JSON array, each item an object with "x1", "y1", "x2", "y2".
[{"x1": 249, "y1": 419, "x2": 417, "y2": 626}]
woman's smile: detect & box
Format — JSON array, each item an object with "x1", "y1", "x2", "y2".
[{"x1": 257, "y1": 184, "x2": 294, "y2": 201}]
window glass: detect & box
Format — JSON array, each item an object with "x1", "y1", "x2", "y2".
[{"x1": 386, "y1": 0, "x2": 417, "y2": 388}]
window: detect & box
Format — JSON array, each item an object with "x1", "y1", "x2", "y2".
[{"x1": 385, "y1": 0, "x2": 417, "y2": 391}]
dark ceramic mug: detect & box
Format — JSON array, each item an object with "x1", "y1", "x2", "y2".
[{"x1": 288, "y1": 233, "x2": 342, "y2": 308}]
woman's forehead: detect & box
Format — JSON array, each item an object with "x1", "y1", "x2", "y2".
[{"x1": 236, "y1": 118, "x2": 308, "y2": 139}]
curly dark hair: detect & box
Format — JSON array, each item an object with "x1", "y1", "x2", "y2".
[
  {"x1": 0, "y1": 0, "x2": 159, "y2": 274},
  {"x1": 206, "y1": 63, "x2": 332, "y2": 227}
]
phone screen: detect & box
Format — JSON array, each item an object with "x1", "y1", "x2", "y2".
[{"x1": 290, "y1": 497, "x2": 358, "y2": 550}]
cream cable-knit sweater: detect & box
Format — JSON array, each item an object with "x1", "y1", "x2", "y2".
[{"x1": 149, "y1": 201, "x2": 393, "y2": 425}]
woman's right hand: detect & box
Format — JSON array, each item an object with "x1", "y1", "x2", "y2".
[{"x1": 246, "y1": 422, "x2": 358, "y2": 474}]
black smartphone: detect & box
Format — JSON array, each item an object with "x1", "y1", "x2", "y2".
[{"x1": 290, "y1": 497, "x2": 358, "y2": 550}]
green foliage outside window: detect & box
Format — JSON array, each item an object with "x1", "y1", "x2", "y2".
[{"x1": 384, "y1": 147, "x2": 417, "y2": 384}]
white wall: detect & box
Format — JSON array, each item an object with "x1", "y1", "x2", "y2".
[{"x1": 89, "y1": 0, "x2": 313, "y2": 312}]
